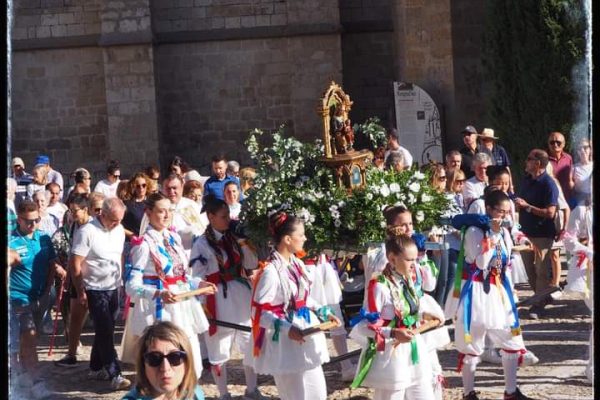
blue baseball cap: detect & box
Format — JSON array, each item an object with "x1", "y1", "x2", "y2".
[{"x1": 36, "y1": 154, "x2": 50, "y2": 165}]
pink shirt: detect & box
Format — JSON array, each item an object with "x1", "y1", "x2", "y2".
[{"x1": 548, "y1": 151, "x2": 573, "y2": 202}]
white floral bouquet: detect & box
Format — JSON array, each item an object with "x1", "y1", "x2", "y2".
[{"x1": 240, "y1": 126, "x2": 451, "y2": 254}]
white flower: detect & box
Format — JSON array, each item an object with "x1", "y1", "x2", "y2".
[
  {"x1": 421, "y1": 193, "x2": 432, "y2": 203},
  {"x1": 415, "y1": 210, "x2": 425, "y2": 222},
  {"x1": 380, "y1": 221, "x2": 387, "y2": 228},
  {"x1": 408, "y1": 193, "x2": 416, "y2": 203},
  {"x1": 389, "y1": 183, "x2": 400, "y2": 193},
  {"x1": 394, "y1": 202, "x2": 406, "y2": 208},
  {"x1": 338, "y1": 201, "x2": 346, "y2": 208},
  {"x1": 294, "y1": 180, "x2": 303, "y2": 188},
  {"x1": 334, "y1": 219, "x2": 342, "y2": 227},
  {"x1": 414, "y1": 171, "x2": 425, "y2": 180},
  {"x1": 366, "y1": 192, "x2": 373, "y2": 200},
  {"x1": 329, "y1": 205, "x2": 338, "y2": 212},
  {"x1": 408, "y1": 182, "x2": 420, "y2": 192},
  {"x1": 380, "y1": 184, "x2": 391, "y2": 197},
  {"x1": 315, "y1": 192, "x2": 324, "y2": 199}
]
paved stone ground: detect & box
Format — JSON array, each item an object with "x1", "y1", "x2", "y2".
[{"x1": 11, "y1": 265, "x2": 594, "y2": 400}]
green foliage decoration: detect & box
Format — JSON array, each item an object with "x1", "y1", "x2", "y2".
[{"x1": 240, "y1": 126, "x2": 451, "y2": 254}]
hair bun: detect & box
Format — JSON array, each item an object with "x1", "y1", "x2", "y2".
[{"x1": 268, "y1": 211, "x2": 288, "y2": 236}]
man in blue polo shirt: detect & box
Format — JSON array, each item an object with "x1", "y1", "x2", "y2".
[
  {"x1": 9, "y1": 200, "x2": 66, "y2": 396},
  {"x1": 203, "y1": 154, "x2": 243, "y2": 202},
  {"x1": 515, "y1": 149, "x2": 559, "y2": 320}
]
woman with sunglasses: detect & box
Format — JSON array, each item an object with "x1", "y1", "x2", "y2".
[
  {"x1": 122, "y1": 321, "x2": 205, "y2": 400},
  {"x1": 250, "y1": 212, "x2": 340, "y2": 400},
  {"x1": 572, "y1": 138, "x2": 592, "y2": 207},
  {"x1": 123, "y1": 172, "x2": 151, "y2": 239},
  {"x1": 444, "y1": 190, "x2": 532, "y2": 400},
  {"x1": 125, "y1": 192, "x2": 216, "y2": 377}
]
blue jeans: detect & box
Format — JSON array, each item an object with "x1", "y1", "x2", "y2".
[
  {"x1": 86, "y1": 289, "x2": 121, "y2": 378},
  {"x1": 433, "y1": 248, "x2": 458, "y2": 306}
]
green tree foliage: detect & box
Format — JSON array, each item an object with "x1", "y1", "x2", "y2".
[{"x1": 482, "y1": 0, "x2": 587, "y2": 186}]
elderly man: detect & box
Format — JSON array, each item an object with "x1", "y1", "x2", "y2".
[
  {"x1": 45, "y1": 182, "x2": 68, "y2": 227},
  {"x1": 160, "y1": 173, "x2": 208, "y2": 256},
  {"x1": 514, "y1": 149, "x2": 559, "y2": 320},
  {"x1": 35, "y1": 154, "x2": 64, "y2": 199},
  {"x1": 546, "y1": 131, "x2": 574, "y2": 207},
  {"x1": 12, "y1": 157, "x2": 33, "y2": 205},
  {"x1": 9, "y1": 200, "x2": 66, "y2": 398},
  {"x1": 70, "y1": 197, "x2": 130, "y2": 390},
  {"x1": 445, "y1": 150, "x2": 462, "y2": 174},
  {"x1": 462, "y1": 152, "x2": 491, "y2": 209},
  {"x1": 384, "y1": 128, "x2": 413, "y2": 169},
  {"x1": 477, "y1": 128, "x2": 514, "y2": 192},
  {"x1": 459, "y1": 125, "x2": 478, "y2": 179}
]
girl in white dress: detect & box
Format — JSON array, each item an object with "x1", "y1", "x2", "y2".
[
  {"x1": 125, "y1": 193, "x2": 216, "y2": 376},
  {"x1": 350, "y1": 234, "x2": 437, "y2": 399},
  {"x1": 250, "y1": 212, "x2": 340, "y2": 400},
  {"x1": 189, "y1": 196, "x2": 264, "y2": 400},
  {"x1": 444, "y1": 190, "x2": 532, "y2": 400}
]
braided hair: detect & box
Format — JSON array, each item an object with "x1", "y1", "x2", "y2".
[{"x1": 268, "y1": 211, "x2": 302, "y2": 244}]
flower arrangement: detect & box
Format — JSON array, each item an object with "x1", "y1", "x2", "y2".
[{"x1": 240, "y1": 125, "x2": 451, "y2": 254}]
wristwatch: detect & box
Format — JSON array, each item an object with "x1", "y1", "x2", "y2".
[{"x1": 525, "y1": 205, "x2": 532, "y2": 213}]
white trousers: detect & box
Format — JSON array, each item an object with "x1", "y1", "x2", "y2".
[
  {"x1": 273, "y1": 365, "x2": 327, "y2": 400},
  {"x1": 372, "y1": 379, "x2": 435, "y2": 400}
]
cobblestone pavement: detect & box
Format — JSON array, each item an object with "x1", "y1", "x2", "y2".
[{"x1": 14, "y1": 269, "x2": 593, "y2": 400}]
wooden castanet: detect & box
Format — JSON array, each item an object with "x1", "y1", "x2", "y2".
[
  {"x1": 300, "y1": 320, "x2": 340, "y2": 337},
  {"x1": 173, "y1": 286, "x2": 215, "y2": 302}
]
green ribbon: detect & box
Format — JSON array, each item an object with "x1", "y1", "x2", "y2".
[
  {"x1": 402, "y1": 314, "x2": 419, "y2": 365},
  {"x1": 350, "y1": 338, "x2": 377, "y2": 389},
  {"x1": 272, "y1": 319, "x2": 280, "y2": 342},
  {"x1": 316, "y1": 305, "x2": 332, "y2": 322},
  {"x1": 422, "y1": 258, "x2": 439, "y2": 278},
  {"x1": 453, "y1": 226, "x2": 467, "y2": 298}
]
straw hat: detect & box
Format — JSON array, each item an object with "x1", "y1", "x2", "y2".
[{"x1": 478, "y1": 128, "x2": 499, "y2": 140}]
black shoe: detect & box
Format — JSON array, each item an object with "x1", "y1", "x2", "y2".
[
  {"x1": 504, "y1": 387, "x2": 535, "y2": 400},
  {"x1": 54, "y1": 354, "x2": 77, "y2": 368},
  {"x1": 463, "y1": 391, "x2": 479, "y2": 400}
]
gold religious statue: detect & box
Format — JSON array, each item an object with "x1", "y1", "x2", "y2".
[{"x1": 318, "y1": 81, "x2": 372, "y2": 190}]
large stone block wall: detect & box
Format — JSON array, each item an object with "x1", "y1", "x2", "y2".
[
  {"x1": 154, "y1": 33, "x2": 342, "y2": 172},
  {"x1": 12, "y1": 0, "x2": 102, "y2": 40},
  {"x1": 151, "y1": 0, "x2": 339, "y2": 32},
  {"x1": 11, "y1": 47, "x2": 109, "y2": 180},
  {"x1": 340, "y1": 0, "x2": 395, "y2": 129}
]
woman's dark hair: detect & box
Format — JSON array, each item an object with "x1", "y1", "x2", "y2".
[
  {"x1": 384, "y1": 234, "x2": 417, "y2": 259},
  {"x1": 169, "y1": 156, "x2": 191, "y2": 174},
  {"x1": 145, "y1": 165, "x2": 160, "y2": 179},
  {"x1": 202, "y1": 195, "x2": 228, "y2": 215},
  {"x1": 484, "y1": 189, "x2": 510, "y2": 209},
  {"x1": 268, "y1": 211, "x2": 302, "y2": 244},
  {"x1": 66, "y1": 192, "x2": 89, "y2": 209},
  {"x1": 74, "y1": 169, "x2": 90, "y2": 184},
  {"x1": 107, "y1": 159, "x2": 120, "y2": 175},
  {"x1": 144, "y1": 192, "x2": 169, "y2": 210},
  {"x1": 383, "y1": 205, "x2": 410, "y2": 227},
  {"x1": 488, "y1": 166, "x2": 510, "y2": 183}
]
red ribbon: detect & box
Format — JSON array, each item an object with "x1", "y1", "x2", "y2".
[{"x1": 502, "y1": 348, "x2": 527, "y2": 366}]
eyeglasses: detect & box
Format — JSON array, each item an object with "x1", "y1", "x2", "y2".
[
  {"x1": 22, "y1": 217, "x2": 41, "y2": 225},
  {"x1": 113, "y1": 174, "x2": 120, "y2": 178},
  {"x1": 438, "y1": 176, "x2": 447, "y2": 181},
  {"x1": 84, "y1": 177, "x2": 91, "y2": 181},
  {"x1": 549, "y1": 140, "x2": 563, "y2": 146},
  {"x1": 455, "y1": 179, "x2": 465, "y2": 183},
  {"x1": 492, "y1": 207, "x2": 509, "y2": 216},
  {"x1": 69, "y1": 207, "x2": 82, "y2": 214},
  {"x1": 135, "y1": 183, "x2": 147, "y2": 188},
  {"x1": 143, "y1": 351, "x2": 187, "y2": 368},
  {"x1": 94, "y1": 208, "x2": 102, "y2": 213}
]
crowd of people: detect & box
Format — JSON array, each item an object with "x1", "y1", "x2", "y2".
[{"x1": 6, "y1": 125, "x2": 592, "y2": 400}]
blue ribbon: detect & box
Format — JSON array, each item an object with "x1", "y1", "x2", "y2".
[
  {"x1": 143, "y1": 277, "x2": 164, "y2": 320},
  {"x1": 501, "y1": 274, "x2": 521, "y2": 334},
  {"x1": 458, "y1": 267, "x2": 480, "y2": 343},
  {"x1": 296, "y1": 306, "x2": 311, "y2": 323},
  {"x1": 157, "y1": 246, "x2": 173, "y2": 275},
  {"x1": 349, "y1": 308, "x2": 381, "y2": 327}
]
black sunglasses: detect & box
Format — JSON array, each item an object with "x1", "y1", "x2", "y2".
[
  {"x1": 549, "y1": 140, "x2": 563, "y2": 146},
  {"x1": 22, "y1": 217, "x2": 42, "y2": 225},
  {"x1": 144, "y1": 351, "x2": 187, "y2": 368}
]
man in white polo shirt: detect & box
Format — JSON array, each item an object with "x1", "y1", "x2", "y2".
[{"x1": 70, "y1": 197, "x2": 130, "y2": 391}]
